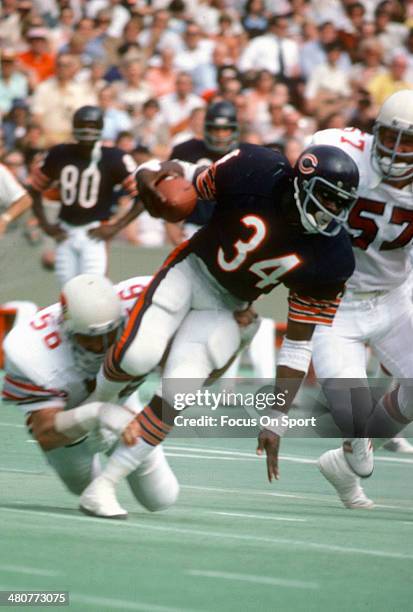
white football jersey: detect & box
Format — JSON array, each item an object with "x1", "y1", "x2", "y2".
[
  {"x1": 3, "y1": 276, "x2": 152, "y2": 413},
  {"x1": 311, "y1": 128, "x2": 413, "y2": 292}
]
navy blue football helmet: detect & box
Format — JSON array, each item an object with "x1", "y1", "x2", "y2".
[
  {"x1": 204, "y1": 101, "x2": 239, "y2": 154},
  {"x1": 73, "y1": 105, "x2": 104, "y2": 143},
  {"x1": 293, "y1": 145, "x2": 359, "y2": 236}
]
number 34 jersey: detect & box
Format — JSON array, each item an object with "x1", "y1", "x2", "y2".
[
  {"x1": 311, "y1": 128, "x2": 413, "y2": 293},
  {"x1": 187, "y1": 144, "x2": 354, "y2": 323},
  {"x1": 31, "y1": 143, "x2": 138, "y2": 225},
  {"x1": 2, "y1": 276, "x2": 152, "y2": 413}
]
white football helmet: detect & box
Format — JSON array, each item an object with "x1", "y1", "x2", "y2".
[
  {"x1": 372, "y1": 90, "x2": 413, "y2": 182},
  {"x1": 60, "y1": 275, "x2": 123, "y2": 375}
]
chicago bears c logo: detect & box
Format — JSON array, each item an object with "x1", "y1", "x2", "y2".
[{"x1": 298, "y1": 153, "x2": 318, "y2": 175}]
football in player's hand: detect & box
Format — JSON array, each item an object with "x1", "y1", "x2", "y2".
[{"x1": 155, "y1": 176, "x2": 197, "y2": 223}]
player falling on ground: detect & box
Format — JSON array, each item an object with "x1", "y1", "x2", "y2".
[
  {"x1": 78, "y1": 142, "x2": 360, "y2": 518},
  {"x1": 308, "y1": 90, "x2": 413, "y2": 508},
  {"x1": 29, "y1": 106, "x2": 142, "y2": 287},
  {"x1": 2, "y1": 274, "x2": 179, "y2": 517}
]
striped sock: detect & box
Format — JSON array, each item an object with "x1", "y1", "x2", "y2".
[{"x1": 138, "y1": 403, "x2": 174, "y2": 447}]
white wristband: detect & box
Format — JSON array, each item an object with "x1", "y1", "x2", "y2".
[{"x1": 262, "y1": 409, "x2": 289, "y2": 436}]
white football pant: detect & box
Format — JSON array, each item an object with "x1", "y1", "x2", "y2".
[{"x1": 55, "y1": 221, "x2": 108, "y2": 287}]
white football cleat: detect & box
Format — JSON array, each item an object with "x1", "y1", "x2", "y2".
[
  {"x1": 79, "y1": 476, "x2": 128, "y2": 519},
  {"x1": 318, "y1": 448, "x2": 375, "y2": 509},
  {"x1": 342, "y1": 438, "x2": 374, "y2": 477},
  {"x1": 382, "y1": 437, "x2": 413, "y2": 454}
]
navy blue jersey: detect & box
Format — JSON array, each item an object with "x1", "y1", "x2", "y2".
[
  {"x1": 32, "y1": 144, "x2": 137, "y2": 225},
  {"x1": 189, "y1": 145, "x2": 355, "y2": 324},
  {"x1": 170, "y1": 138, "x2": 219, "y2": 226}
]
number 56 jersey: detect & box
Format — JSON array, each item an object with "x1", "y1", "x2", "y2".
[
  {"x1": 311, "y1": 128, "x2": 413, "y2": 293},
  {"x1": 2, "y1": 277, "x2": 152, "y2": 413}
]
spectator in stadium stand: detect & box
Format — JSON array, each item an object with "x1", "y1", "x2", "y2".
[
  {"x1": 137, "y1": 10, "x2": 184, "y2": 58},
  {"x1": 348, "y1": 37, "x2": 386, "y2": 94},
  {"x1": 133, "y1": 98, "x2": 170, "y2": 159},
  {"x1": 304, "y1": 40, "x2": 352, "y2": 120},
  {"x1": 30, "y1": 53, "x2": 97, "y2": 146},
  {"x1": 338, "y1": 1, "x2": 367, "y2": 62},
  {"x1": 212, "y1": 13, "x2": 244, "y2": 63},
  {"x1": 98, "y1": 84, "x2": 133, "y2": 143},
  {"x1": 158, "y1": 71, "x2": 205, "y2": 137},
  {"x1": 192, "y1": 42, "x2": 234, "y2": 96},
  {"x1": 114, "y1": 56, "x2": 153, "y2": 113},
  {"x1": 243, "y1": 69, "x2": 275, "y2": 125},
  {"x1": 371, "y1": 1, "x2": 407, "y2": 60},
  {"x1": 254, "y1": 97, "x2": 287, "y2": 147},
  {"x1": 116, "y1": 15, "x2": 145, "y2": 56},
  {"x1": 218, "y1": 76, "x2": 243, "y2": 106},
  {"x1": 2, "y1": 99, "x2": 31, "y2": 151},
  {"x1": 241, "y1": 0, "x2": 268, "y2": 39},
  {"x1": 48, "y1": 5, "x2": 77, "y2": 52},
  {"x1": 175, "y1": 21, "x2": 215, "y2": 74},
  {"x1": 0, "y1": 51, "x2": 29, "y2": 118},
  {"x1": 145, "y1": 48, "x2": 178, "y2": 98},
  {"x1": 17, "y1": 28, "x2": 56, "y2": 87},
  {"x1": 238, "y1": 14, "x2": 301, "y2": 81},
  {"x1": 367, "y1": 50, "x2": 413, "y2": 106},
  {"x1": 300, "y1": 21, "x2": 351, "y2": 81}
]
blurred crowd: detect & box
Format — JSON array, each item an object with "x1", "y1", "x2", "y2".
[{"x1": 1, "y1": 0, "x2": 413, "y2": 247}]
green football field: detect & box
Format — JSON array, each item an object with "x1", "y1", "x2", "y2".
[{"x1": 1, "y1": 396, "x2": 413, "y2": 612}]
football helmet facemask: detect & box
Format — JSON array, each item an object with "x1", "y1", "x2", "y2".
[
  {"x1": 204, "y1": 101, "x2": 240, "y2": 154},
  {"x1": 372, "y1": 90, "x2": 413, "y2": 182},
  {"x1": 294, "y1": 145, "x2": 359, "y2": 236},
  {"x1": 73, "y1": 105, "x2": 104, "y2": 144}
]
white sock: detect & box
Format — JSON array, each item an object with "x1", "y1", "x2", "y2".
[{"x1": 100, "y1": 440, "x2": 155, "y2": 484}]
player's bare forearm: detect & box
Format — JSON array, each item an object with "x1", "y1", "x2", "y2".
[
  {"x1": 257, "y1": 319, "x2": 314, "y2": 481},
  {"x1": 89, "y1": 201, "x2": 144, "y2": 240},
  {"x1": 0, "y1": 193, "x2": 32, "y2": 235},
  {"x1": 30, "y1": 187, "x2": 66, "y2": 240}
]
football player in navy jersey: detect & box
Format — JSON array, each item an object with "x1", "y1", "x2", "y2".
[
  {"x1": 29, "y1": 106, "x2": 142, "y2": 287},
  {"x1": 167, "y1": 100, "x2": 241, "y2": 241},
  {"x1": 170, "y1": 100, "x2": 276, "y2": 394},
  {"x1": 79, "y1": 143, "x2": 359, "y2": 518}
]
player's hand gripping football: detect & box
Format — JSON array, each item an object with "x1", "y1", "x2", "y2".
[
  {"x1": 137, "y1": 162, "x2": 183, "y2": 218},
  {"x1": 256, "y1": 429, "x2": 281, "y2": 482}
]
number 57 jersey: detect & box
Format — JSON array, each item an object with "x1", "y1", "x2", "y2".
[{"x1": 311, "y1": 128, "x2": 413, "y2": 293}]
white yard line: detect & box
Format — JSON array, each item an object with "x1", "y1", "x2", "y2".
[
  {"x1": 69, "y1": 593, "x2": 197, "y2": 612},
  {"x1": 206, "y1": 510, "x2": 307, "y2": 522},
  {"x1": 0, "y1": 422, "x2": 24, "y2": 428},
  {"x1": 0, "y1": 564, "x2": 61, "y2": 577},
  {"x1": 0, "y1": 506, "x2": 411, "y2": 561},
  {"x1": 166, "y1": 443, "x2": 413, "y2": 466},
  {"x1": 186, "y1": 569, "x2": 319, "y2": 590}
]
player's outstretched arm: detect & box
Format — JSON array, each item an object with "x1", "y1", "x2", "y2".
[
  {"x1": 0, "y1": 193, "x2": 32, "y2": 236},
  {"x1": 256, "y1": 319, "x2": 315, "y2": 482}
]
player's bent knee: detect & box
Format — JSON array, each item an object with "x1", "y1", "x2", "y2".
[{"x1": 121, "y1": 303, "x2": 188, "y2": 376}]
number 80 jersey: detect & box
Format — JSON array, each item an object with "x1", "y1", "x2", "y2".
[
  {"x1": 311, "y1": 128, "x2": 413, "y2": 293},
  {"x1": 31, "y1": 143, "x2": 138, "y2": 226}
]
